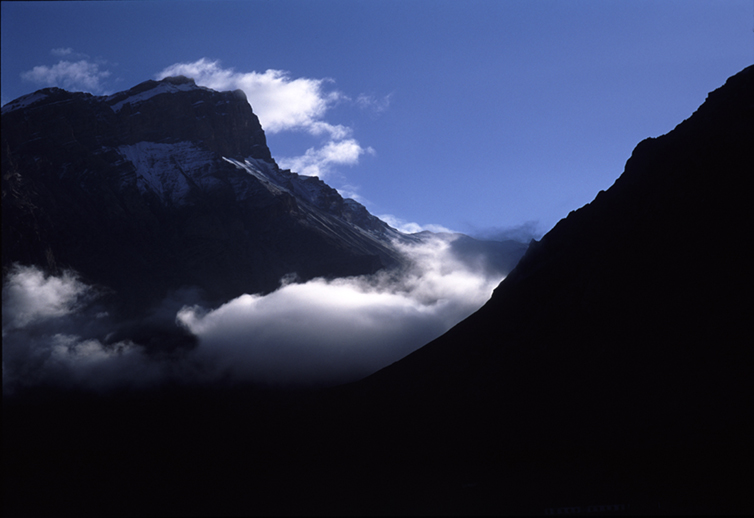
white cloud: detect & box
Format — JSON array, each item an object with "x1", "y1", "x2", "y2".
[
  {"x1": 2, "y1": 265, "x2": 88, "y2": 330},
  {"x1": 336, "y1": 185, "x2": 370, "y2": 205},
  {"x1": 3, "y1": 234, "x2": 507, "y2": 391},
  {"x1": 277, "y1": 139, "x2": 375, "y2": 179},
  {"x1": 2, "y1": 265, "x2": 171, "y2": 393},
  {"x1": 176, "y1": 234, "x2": 501, "y2": 386},
  {"x1": 21, "y1": 59, "x2": 111, "y2": 93},
  {"x1": 307, "y1": 121, "x2": 353, "y2": 140}
]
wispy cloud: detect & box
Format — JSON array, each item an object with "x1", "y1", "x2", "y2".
[
  {"x1": 463, "y1": 220, "x2": 544, "y2": 242},
  {"x1": 356, "y1": 92, "x2": 393, "y2": 114},
  {"x1": 277, "y1": 139, "x2": 375, "y2": 179},
  {"x1": 336, "y1": 185, "x2": 370, "y2": 205},
  {"x1": 21, "y1": 49, "x2": 111, "y2": 93},
  {"x1": 50, "y1": 47, "x2": 74, "y2": 57}
]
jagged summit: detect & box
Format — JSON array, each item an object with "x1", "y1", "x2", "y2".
[
  {"x1": 105, "y1": 76, "x2": 213, "y2": 112},
  {"x1": 2, "y1": 76, "x2": 271, "y2": 161},
  {"x1": 1, "y1": 76, "x2": 206, "y2": 114}
]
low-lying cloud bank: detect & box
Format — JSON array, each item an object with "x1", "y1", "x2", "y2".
[{"x1": 3, "y1": 235, "x2": 508, "y2": 393}]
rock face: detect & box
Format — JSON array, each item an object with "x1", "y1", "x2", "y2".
[
  {"x1": 1, "y1": 76, "x2": 411, "y2": 316},
  {"x1": 105, "y1": 76, "x2": 273, "y2": 161}
]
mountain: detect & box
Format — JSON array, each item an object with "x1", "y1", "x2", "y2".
[
  {"x1": 326, "y1": 64, "x2": 753, "y2": 513},
  {"x1": 359, "y1": 63, "x2": 753, "y2": 420},
  {"x1": 4, "y1": 67, "x2": 751, "y2": 516},
  {"x1": 1, "y1": 77, "x2": 403, "y2": 313},
  {"x1": 1, "y1": 76, "x2": 525, "y2": 347}
]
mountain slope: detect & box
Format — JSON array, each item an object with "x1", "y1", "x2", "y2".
[
  {"x1": 362, "y1": 63, "x2": 752, "y2": 411},
  {"x1": 328, "y1": 64, "x2": 753, "y2": 513}
]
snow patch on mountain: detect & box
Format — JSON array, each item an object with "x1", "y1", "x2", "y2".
[
  {"x1": 224, "y1": 156, "x2": 403, "y2": 239},
  {"x1": 238, "y1": 158, "x2": 343, "y2": 209},
  {"x1": 1, "y1": 91, "x2": 50, "y2": 114},
  {"x1": 222, "y1": 156, "x2": 346, "y2": 208},
  {"x1": 222, "y1": 157, "x2": 286, "y2": 196},
  {"x1": 117, "y1": 141, "x2": 218, "y2": 203},
  {"x1": 283, "y1": 174, "x2": 336, "y2": 208}
]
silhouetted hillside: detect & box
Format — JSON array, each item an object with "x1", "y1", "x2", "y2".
[{"x1": 332, "y1": 63, "x2": 753, "y2": 513}]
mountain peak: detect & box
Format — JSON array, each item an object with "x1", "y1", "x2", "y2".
[
  {"x1": 2, "y1": 77, "x2": 273, "y2": 162},
  {"x1": 0, "y1": 77, "x2": 407, "y2": 313},
  {"x1": 105, "y1": 76, "x2": 210, "y2": 112},
  {"x1": 160, "y1": 75, "x2": 197, "y2": 86}
]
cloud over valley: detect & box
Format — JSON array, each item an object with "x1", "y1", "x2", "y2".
[{"x1": 3, "y1": 235, "x2": 509, "y2": 393}]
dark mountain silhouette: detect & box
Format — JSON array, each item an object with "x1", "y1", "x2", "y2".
[
  {"x1": 3, "y1": 66, "x2": 752, "y2": 516},
  {"x1": 359, "y1": 63, "x2": 753, "y2": 438},
  {"x1": 326, "y1": 64, "x2": 753, "y2": 514}
]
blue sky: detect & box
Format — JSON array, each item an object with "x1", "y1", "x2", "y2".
[{"x1": 2, "y1": 0, "x2": 752, "y2": 239}]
